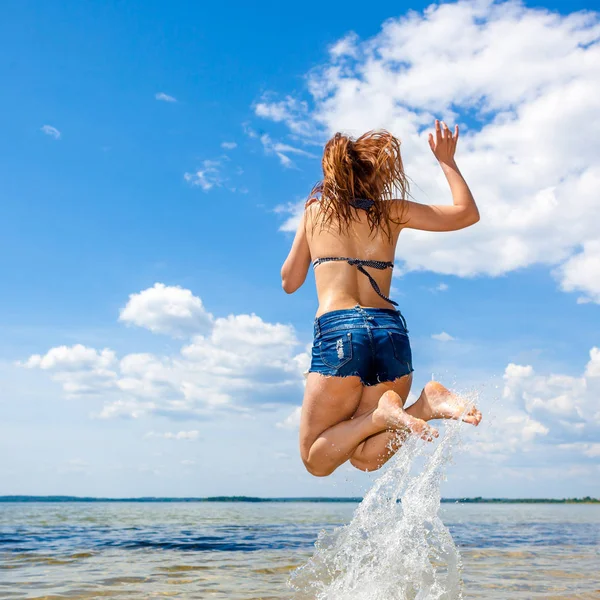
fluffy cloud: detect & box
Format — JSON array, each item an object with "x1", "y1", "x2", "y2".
[
  {"x1": 258, "y1": 0, "x2": 600, "y2": 302},
  {"x1": 254, "y1": 95, "x2": 316, "y2": 138},
  {"x1": 503, "y1": 348, "x2": 600, "y2": 428},
  {"x1": 556, "y1": 240, "x2": 600, "y2": 304},
  {"x1": 23, "y1": 284, "x2": 308, "y2": 419},
  {"x1": 23, "y1": 345, "x2": 117, "y2": 396},
  {"x1": 464, "y1": 347, "x2": 599, "y2": 465},
  {"x1": 24, "y1": 344, "x2": 116, "y2": 371},
  {"x1": 119, "y1": 283, "x2": 213, "y2": 338}
]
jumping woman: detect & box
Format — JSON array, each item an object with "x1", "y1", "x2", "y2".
[{"x1": 281, "y1": 120, "x2": 482, "y2": 477}]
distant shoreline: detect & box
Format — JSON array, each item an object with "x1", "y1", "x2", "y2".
[{"x1": 0, "y1": 495, "x2": 598, "y2": 504}]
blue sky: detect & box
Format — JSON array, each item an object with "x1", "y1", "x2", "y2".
[{"x1": 1, "y1": 0, "x2": 599, "y2": 499}]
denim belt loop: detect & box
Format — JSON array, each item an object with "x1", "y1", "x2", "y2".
[
  {"x1": 314, "y1": 317, "x2": 321, "y2": 337},
  {"x1": 355, "y1": 304, "x2": 375, "y2": 324}
]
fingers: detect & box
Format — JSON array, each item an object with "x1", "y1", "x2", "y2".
[
  {"x1": 433, "y1": 119, "x2": 458, "y2": 144},
  {"x1": 435, "y1": 119, "x2": 442, "y2": 144},
  {"x1": 441, "y1": 120, "x2": 449, "y2": 140},
  {"x1": 428, "y1": 132, "x2": 435, "y2": 152},
  {"x1": 441, "y1": 121, "x2": 453, "y2": 141}
]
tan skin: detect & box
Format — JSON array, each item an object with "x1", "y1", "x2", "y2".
[{"x1": 282, "y1": 120, "x2": 483, "y2": 477}]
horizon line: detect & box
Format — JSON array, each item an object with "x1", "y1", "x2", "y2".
[{"x1": 0, "y1": 495, "x2": 598, "y2": 503}]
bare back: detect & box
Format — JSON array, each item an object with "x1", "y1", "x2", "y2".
[{"x1": 305, "y1": 201, "x2": 403, "y2": 317}]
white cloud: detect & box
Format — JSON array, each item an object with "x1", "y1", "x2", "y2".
[
  {"x1": 505, "y1": 414, "x2": 549, "y2": 442},
  {"x1": 254, "y1": 95, "x2": 315, "y2": 138},
  {"x1": 155, "y1": 92, "x2": 177, "y2": 102},
  {"x1": 556, "y1": 240, "x2": 600, "y2": 304},
  {"x1": 259, "y1": 1, "x2": 600, "y2": 301},
  {"x1": 221, "y1": 141, "x2": 237, "y2": 149},
  {"x1": 273, "y1": 201, "x2": 305, "y2": 232},
  {"x1": 503, "y1": 347, "x2": 600, "y2": 429},
  {"x1": 431, "y1": 331, "x2": 455, "y2": 342},
  {"x1": 119, "y1": 283, "x2": 213, "y2": 338},
  {"x1": 558, "y1": 442, "x2": 600, "y2": 458},
  {"x1": 24, "y1": 284, "x2": 309, "y2": 420},
  {"x1": 21, "y1": 345, "x2": 117, "y2": 397},
  {"x1": 436, "y1": 283, "x2": 449, "y2": 292},
  {"x1": 41, "y1": 125, "x2": 60, "y2": 139},
  {"x1": 276, "y1": 406, "x2": 302, "y2": 429},
  {"x1": 145, "y1": 430, "x2": 199, "y2": 440},
  {"x1": 465, "y1": 347, "x2": 600, "y2": 466},
  {"x1": 259, "y1": 134, "x2": 318, "y2": 168},
  {"x1": 329, "y1": 32, "x2": 360, "y2": 59},
  {"x1": 184, "y1": 159, "x2": 223, "y2": 191},
  {"x1": 585, "y1": 348, "x2": 600, "y2": 378},
  {"x1": 97, "y1": 399, "x2": 153, "y2": 420},
  {"x1": 24, "y1": 344, "x2": 116, "y2": 371}
]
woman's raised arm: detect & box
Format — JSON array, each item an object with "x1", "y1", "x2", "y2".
[{"x1": 401, "y1": 120, "x2": 479, "y2": 232}]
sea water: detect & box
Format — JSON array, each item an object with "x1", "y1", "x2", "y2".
[
  {"x1": 1, "y1": 422, "x2": 599, "y2": 600},
  {"x1": 1, "y1": 498, "x2": 599, "y2": 598},
  {"x1": 290, "y1": 416, "x2": 469, "y2": 600}
]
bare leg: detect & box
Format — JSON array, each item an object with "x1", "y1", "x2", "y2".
[
  {"x1": 300, "y1": 375, "x2": 438, "y2": 477},
  {"x1": 350, "y1": 375, "x2": 415, "y2": 472}
]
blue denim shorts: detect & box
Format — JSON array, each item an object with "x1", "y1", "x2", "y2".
[{"x1": 308, "y1": 305, "x2": 414, "y2": 386}]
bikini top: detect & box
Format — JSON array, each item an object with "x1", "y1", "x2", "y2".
[{"x1": 311, "y1": 198, "x2": 398, "y2": 306}]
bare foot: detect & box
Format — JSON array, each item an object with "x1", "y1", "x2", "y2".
[
  {"x1": 414, "y1": 381, "x2": 482, "y2": 426},
  {"x1": 373, "y1": 390, "x2": 439, "y2": 442}
]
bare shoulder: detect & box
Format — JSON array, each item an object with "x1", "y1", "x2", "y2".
[
  {"x1": 304, "y1": 198, "x2": 321, "y2": 226},
  {"x1": 389, "y1": 199, "x2": 410, "y2": 230}
]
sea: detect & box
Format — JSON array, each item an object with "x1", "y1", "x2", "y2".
[
  {"x1": 1, "y1": 422, "x2": 598, "y2": 599},
  {"x1": 0, "y1": 501, "x2": 599, "y2": 599}
]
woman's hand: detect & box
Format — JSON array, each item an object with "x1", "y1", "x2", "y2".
[
  {"x1": 398, "y1": 118, "x2": 478, "y2": 232},
  {"x1": 428, "y1": 119, "x2": 459, "y2": 166}
]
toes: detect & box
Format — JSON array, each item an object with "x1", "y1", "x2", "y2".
[
  {"x1": 469, "y1": 407, "x2": 482, "y2": 425},
  {"x1": 420, "y1": 424, "x2": 439, "y2": 442},
  {"x1": 462, "y1": 408, "x2": 482, "y2": 426}
]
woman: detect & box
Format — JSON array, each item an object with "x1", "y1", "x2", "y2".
[{"x1": 281, "y1": 120, "x2": 482, "y2": 477}]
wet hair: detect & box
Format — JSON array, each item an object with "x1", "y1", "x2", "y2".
[{"x1": 308, "y1": 129, "x2": 409, "y2": 241}]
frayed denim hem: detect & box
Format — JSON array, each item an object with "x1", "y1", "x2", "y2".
[{"x1": 305, "y1": 367, "x2": 414, "y2": 386}]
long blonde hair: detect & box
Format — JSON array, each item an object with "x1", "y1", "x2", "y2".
[{"x1": 308, "y1": 129, "x2": 409, "y2": 241}]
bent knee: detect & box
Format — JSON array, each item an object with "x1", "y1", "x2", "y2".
[
  {"x1": 349, "y1": 456, "x2": 383, "y2": 473},
  {"x1": 302, "y1": 458, "x2": 335, "y2": 478},
  {"x1": 300, "y1": 450, "x2": 336, "y2": 477}
]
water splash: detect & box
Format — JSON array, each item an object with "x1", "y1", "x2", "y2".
[{"x1": 290, "y1": 417, "x2": 466, "y2": 600}]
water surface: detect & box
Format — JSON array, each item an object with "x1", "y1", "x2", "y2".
[{"x1": 1, "y1": 501, "x2": 598, "y2": 599}]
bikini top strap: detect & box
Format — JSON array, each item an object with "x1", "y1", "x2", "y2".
[
  {"x1": 348, "y1": 197, "x2": 375, "y2": 211},
  {"x1": 312, "y1": 257, "x2": 398, "y2": 306}
]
